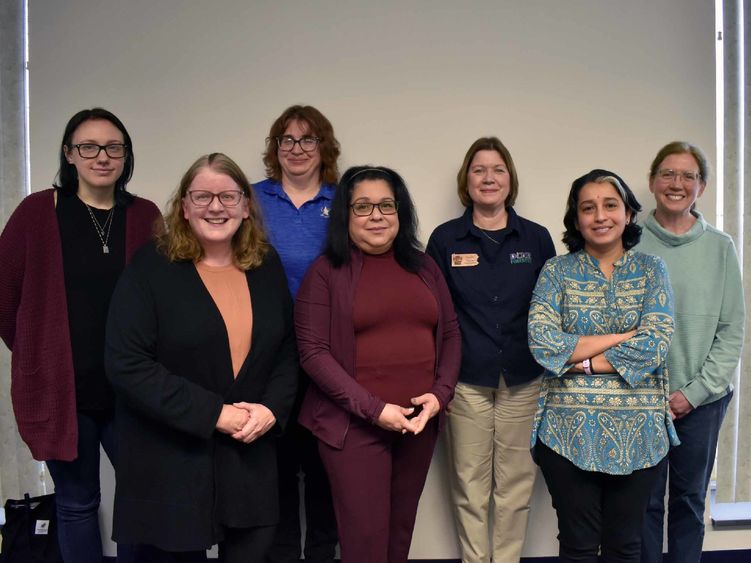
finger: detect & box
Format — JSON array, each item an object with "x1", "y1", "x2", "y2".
[
  {"x1": 401, "y1": 417, "x2": 418, "y2": 434},
  {"x1": 412, "y1": 411, "x2": 430, "y2": 434},
  {"x1": 400, "y1": 406, "x2": 415, "y2": 416}
]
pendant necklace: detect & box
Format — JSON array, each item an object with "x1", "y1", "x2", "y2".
[{"x1": 85, "y1": 203, "x2": 115, "y2": 254}]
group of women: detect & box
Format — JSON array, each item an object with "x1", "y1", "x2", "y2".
[{"x1": 0, "y1": 103, "x2": 743, "y2": 563}]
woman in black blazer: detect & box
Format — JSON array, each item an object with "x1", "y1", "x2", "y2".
[{"x1": 105, "y1": 153, "x2": 298, "y2": 562}]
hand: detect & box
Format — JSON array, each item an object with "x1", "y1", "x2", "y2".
[
  {"x1": 215, "y1": 404, "x2": 250, "y2": 435},
  {"x1": 668, "y1": 391, "x2": 694, "y2": 419},
  {"x1": 376, "y1": 403, "x2": 417, "y2": 434},
  {"x1": 231, "y1": 402, "x2": 277, "y2": 443},
  {"x1": 409, "y1": 393, "x2": 441, "y2": 435}
]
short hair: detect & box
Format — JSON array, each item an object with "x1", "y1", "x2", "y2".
[
  {"x1": 325, "y1": 166, "x2": 423, "y2": 272},
  {"x1": 456, "y1": 136, "x2": 519, "y2": 208},
  {"x1": 262, "y1": 105, "x2": 341, "y2": 185},
  {"x1": 562, "y1": 169, "x2": 643, "y2": 253},
  {"x1": 54, "y1": 108, "x2": 135, "y2": 206},
  {"x1": 157, "y1": 153, "x2": 269, "y2": 269},
  {"x1": 649, "y1": 141, "x2": 710, "y2": 184}
]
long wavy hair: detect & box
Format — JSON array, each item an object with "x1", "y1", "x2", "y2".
[{"x1": 157, "y1": 153, "x2": 268, "y2": 269}]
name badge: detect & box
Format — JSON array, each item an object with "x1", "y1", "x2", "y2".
[
  {"x1": 451, "y1": 253, "x2": 479, "y2": 267},
  {"x1": 510, "y1": 251, "x2": 532, "y2": 264}
]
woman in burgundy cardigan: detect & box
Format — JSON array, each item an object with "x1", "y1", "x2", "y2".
[
  {"x1": 295, "y1": 166, "x2": 461, "y2": 563},
  {"x1": 0, "y1": 108, "x2": 161, "y2": 563}
]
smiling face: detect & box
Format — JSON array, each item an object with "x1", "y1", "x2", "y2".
[
  {"x1": 649, "y1": 152, "x2": 706, "y2": 219},
  {"x1": 64, "y1": 119, "x2": 126, "y2": 198},
  {"x1": 278, "y1": 119, "x2": 322, "y2": 184},
  {"x1": 348, "y1": 179, "x2": 399, "y2": 255},
  {"x1": 576, "y1": 181, "x2": 632, "y2": 257},
  {"x1": 181, "y1": 167, "x2": 249, "y2": 253},
  {"x1": 466, "y1": 149, "x2": 510, "y2": 211}
]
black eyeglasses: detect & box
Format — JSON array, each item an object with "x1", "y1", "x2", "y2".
[
  {"x1": 350, "y1": 201, "x2": 399, "y2": 216},
  {"x1": 274, "y1": 135, "x2": 320, "y2": 152},
  {"x1": 186, "y1": 190, "x2": 245, "y2": 207},
  {"x1": 71, "y1": 143, "x2": 128, "y2": 159}
]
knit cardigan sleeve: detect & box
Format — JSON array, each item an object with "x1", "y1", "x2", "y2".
[{"x1": 0, "y1": 196, "x2": 28, "y2": 349}]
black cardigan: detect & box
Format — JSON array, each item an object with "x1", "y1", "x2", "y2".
[{"x1": 105, "y1": 242, "x2": 298, "y2": 550}]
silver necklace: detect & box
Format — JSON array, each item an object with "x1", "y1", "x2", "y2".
[
  {"x1": 85, "y1": 204, "x2": 115, "y2": 254},
  {"x1": 479, "y1": 228, "x2": 501, "y2": 245}
]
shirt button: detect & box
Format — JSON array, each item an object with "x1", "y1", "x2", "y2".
[{"x1": 491, "y1": 295, "x2": 499, "y2": 303}]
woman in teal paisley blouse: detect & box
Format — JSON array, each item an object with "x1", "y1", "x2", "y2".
[{"x1": 528, "y1": 169, "x2": 678, "y2": 563}]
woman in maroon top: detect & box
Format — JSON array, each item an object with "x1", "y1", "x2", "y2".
[
  {"x1": 295, "y1": 166, "x2": 461, "y2": 563},
  {"x1": 0, "y1": 108, "x2": 160, "y2": 562}
]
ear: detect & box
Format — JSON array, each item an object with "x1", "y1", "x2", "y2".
[
  {"x1": 64, "y1": 146, "x2": 74, "y2": 164},
  {"x1": 625, "y1": 210, "x2": 633, "y2": 225},
  {"x1": 182, "y1": 196, "x2": 189, "y2": 220},
  {"x1": 697, "y1": 180, "x2": 707, "y2": 198},
  {"x1": 242, "y1": 197, "x2": 250, "y2": 220}
]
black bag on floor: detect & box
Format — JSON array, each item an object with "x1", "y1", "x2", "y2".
[{"x1": 0, "y1": 493, "x2": 62, "y2": 563}]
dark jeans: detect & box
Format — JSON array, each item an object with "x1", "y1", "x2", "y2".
[
  {"x1": 46, "y1": 410, "x2": 116, "y2": 563},
  {"x1": 641, "y1": 391, "x2": 732, "y2": 563},
  {"x1": 537, "y1": 441, "x2": 663, "y2": 563},
  {"x1": 266, "y1": 419, "x2": 338, "y2": 563}
]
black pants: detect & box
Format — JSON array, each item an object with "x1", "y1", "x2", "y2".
[
  {"x1": 537, "y1": 441, "x2": 663, "y2": 563},
  {"x1": 266, "y1": 380, "x2": 337, "y2": 563},
  {"x1": 119, "y1": 526, "x2": 275, "y2": 563}
]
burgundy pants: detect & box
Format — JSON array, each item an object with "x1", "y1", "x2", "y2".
[{"x1": 317, "y1": 416, "x2": 439, "y2": 563}]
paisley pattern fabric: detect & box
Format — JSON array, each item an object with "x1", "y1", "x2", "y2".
[{"x1": 528, "y1": 250, "x2": 679, "y2": 474}]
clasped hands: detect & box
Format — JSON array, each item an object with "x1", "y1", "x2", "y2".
[
  {"x1": 376, "y1": 393, "x2": 441, "y2": 435},
  {"x1": 216, "y1": 402, "x2": 276, "y2": 444}
]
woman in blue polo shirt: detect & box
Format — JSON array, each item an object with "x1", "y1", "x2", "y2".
[
  {"x1": 252, "y1": 105, "x2": 341, "y2": 563},
  {"x1": 426, "y1": 137, "x2": 555, "y2": 563}
]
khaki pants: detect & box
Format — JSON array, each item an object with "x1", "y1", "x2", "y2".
[{"x1": 446, "y1": 377, "x2": 541, "y2": 563}]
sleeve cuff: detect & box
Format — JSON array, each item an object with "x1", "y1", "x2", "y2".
[{"x1": 681, "y1": 379, "x2": 711, "y2": 408}]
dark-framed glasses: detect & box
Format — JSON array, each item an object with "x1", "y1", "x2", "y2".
[
  {"x1": 274, "y1": 135, "x2": 320, "y2": 152},
  {"x1": 186, "y1": 190, "x2": 245, "y2": 207},
  {"x1": 72, "y1": 143, "x2": 128, "y2": 159},
  {"x1": 657, "y1": 169, "x2": 701, "y2": 183},
  {"x1": 350, "y1": 200, "x2": 399, "y2": 216}
]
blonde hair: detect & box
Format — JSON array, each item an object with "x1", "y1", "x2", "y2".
[{"x1": 157, "y1": 153, "x2": 268, "y2": 269}]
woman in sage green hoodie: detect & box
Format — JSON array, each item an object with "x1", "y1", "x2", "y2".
[{"x1": 637, "y1": 141, "x2": 744, "y2": 563}]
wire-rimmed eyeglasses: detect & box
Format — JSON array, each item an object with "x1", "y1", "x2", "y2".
[{"x1": 656, "y1": 169, "x2": 701, "y2": 183}]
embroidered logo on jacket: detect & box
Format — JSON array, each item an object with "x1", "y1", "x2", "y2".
[{"x1": 510, "y1": 252, "x2": 532, "y2": 264}]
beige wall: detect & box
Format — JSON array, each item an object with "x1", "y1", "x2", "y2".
[{"x1": 29, "y1": 0, "x2": 742, "y2": 558}]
